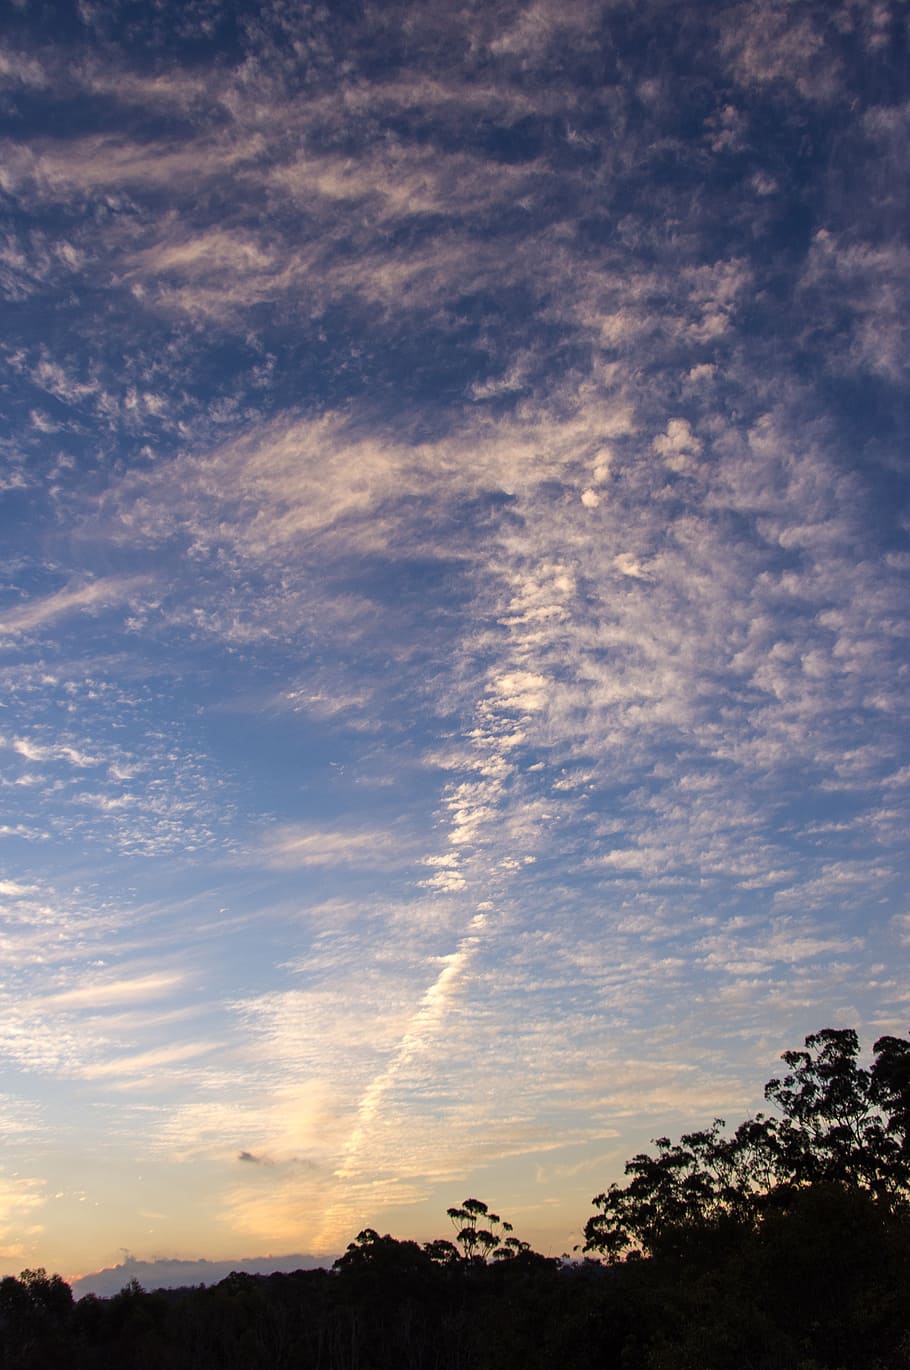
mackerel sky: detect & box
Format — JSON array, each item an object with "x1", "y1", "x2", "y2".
[{"x1": 0, "y1": 0, "x2": 908, "y2": 1281}]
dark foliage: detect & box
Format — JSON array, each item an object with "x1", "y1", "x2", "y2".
[
  {"x1": 584, "y1": 1027, "x2": 910, "y2": 1260},
  {"x1": 2, "y1": 1029, "x2": 908, "y2": 1369}
]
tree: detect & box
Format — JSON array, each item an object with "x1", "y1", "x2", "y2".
[
  {"x1": 762, "y1": 1027, "x2": 910, "y2": 1200},
  {"x1": 870, "y1": 1031, "x2": 910, "y2": 1172},
  {"x1": 762, "y1": 1027, "x2": 876, "y2": 1187},
  {"x1": 333, "y1": 1228, "x2": 433, "y2": 1282},
  {"x1": 421, "y1": 1237, "x2": 461, "y2": 1265},
  {"x1": 0, "y1": 1267, "x2": 74, "y2": 1367},
  {"x1": 445, "y1": 1197, "x2": 521, "y2": 1261},
  {"x1": 584, "y1": 1027, "x2": 910, "y2": 1261},
  {"x1": 2, "y1": 1268, "x2": 73, "y2": 1326},
  {"x1": 582, "y1": 1118, "x2": 761, "y2": 1261}
]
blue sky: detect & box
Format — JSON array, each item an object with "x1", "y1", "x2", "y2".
[{"x1": 0, "y1": 0, "x2": 908, "y2": 1282}]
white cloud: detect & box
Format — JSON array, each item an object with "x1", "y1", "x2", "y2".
[
  {"x1": 0, "y1": 880, "x2": 39, "y2": 897},
  {"x1": 0, "y1": 48, "x2": 47, "y2": 89},
  {"x1": 0, "y1": 576, "x2": 149, "y2": 639},
  {"x1": 0, "y1": 131, "x2": 266, "y2": 201},
  {"x1": 78, "y1": 1040, "x2": 218, "y2": 1080},
  {"x1": 652, "y1": 417, "x2": 702, "y2": 470},
  {"x1": 720, "y1": 0, "x2": 842, "y2": 102},
  {"x1": 256, "y1": 825, "x2": 400, "y2": 870},
  {"x1": 10, "y1": 737, "x2": 101, "y2": 767},
  {"x1": 43, "y1": 970, "x2": 186, "y2": 1009}
]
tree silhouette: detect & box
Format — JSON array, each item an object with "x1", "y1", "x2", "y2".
[
  {"x1": 584, "y1": 1027, "x2": 910, "y2": 1260},
  {"x1": 445, "y1": 1197, "x2": 526, "y2": 1262}
]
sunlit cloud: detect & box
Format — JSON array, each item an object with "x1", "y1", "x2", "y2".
[
  {"x1": 78, "y1": 1040, "x2": 219, "y2": 1081},
  {"x1": 43, "y1": 970, "x2": 187, "y2": 1010},
  {"x1": 255, "y1": 826, "x2": 404, "y2": 870},
  {"x1": 0, "y1": 577, "x2": 150, "y2": 639}
]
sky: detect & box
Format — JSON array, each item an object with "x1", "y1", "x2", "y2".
[{"x1": 0, "y1": 0, "x2": 908, "y2": 1287}]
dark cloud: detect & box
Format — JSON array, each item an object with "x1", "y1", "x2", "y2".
[{"x1": 72, "y1": 1253, "x2": 334, "y2": 1299}]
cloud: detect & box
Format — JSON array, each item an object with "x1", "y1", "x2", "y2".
[
  {"x1": 77, "y1": 1041, "x2": 219, "y2": 1081},
  {"x1": 43, "y1": 970, "x2": 186, "y2": 1010},
  {"x1": 803, "y1": 230, "x2": 910, "y2": 381},
  {"x1": 271, "y1": 142, "x2": 532, "y2": 222},
  {"x1": 256, "y1": 826, "x2": 402, "y2": 870},
  {"x1": 0, "y1": 1175, "x2": 46, "y2": 1261},
  {"x1": 8, "y1": 737, "x2": 101, "y2": 767},
  {"x1": 652, "y1": 417, "x2": 702, "y2": 470},
  {"x1": 0, "y1": 132, "x2": 267, "y2": 202},
  {"x1": 0, "y1": 880, "x2": 39, "y2": 897},
  {"x1": 719, "y1": 0, "x2": 843, "y2": 102},
  {"x1": 335, "y1": 915, "x2": 488, "y2": 1181},
  {"x1": 0, "y1": 48, "x2": 47, "y2": 89},
  {"x1": 71, "y1": 1252, "x2": 333, "y2": 1298},
  {"x1": 0, "y1": 576, "x2": 150, "y2": 639}
]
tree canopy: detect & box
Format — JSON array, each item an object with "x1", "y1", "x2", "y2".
[{"x1": 583, "y1": 1027, "x2": 910, "y2": 1260}]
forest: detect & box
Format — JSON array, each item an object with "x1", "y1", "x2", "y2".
[{"x1": 2, "y1": 1028, "x2": 909, "y2": 1369}]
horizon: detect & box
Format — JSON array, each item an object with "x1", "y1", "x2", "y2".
[{"x1": 1, "y1": 0, "x2": 908, "y2": 1281}]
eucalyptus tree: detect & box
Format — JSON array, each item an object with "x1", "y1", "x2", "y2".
[
  {"x1": 446, "y1": 1198, "x2": 525, "y2": 1262},
  {"x1": 584, "y1": 1027, "x2": 910, "y2": 1260}
]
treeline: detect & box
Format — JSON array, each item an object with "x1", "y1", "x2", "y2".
[{"x1": 2, "y1": 1028, "x2": 909, "y2": 1370}]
